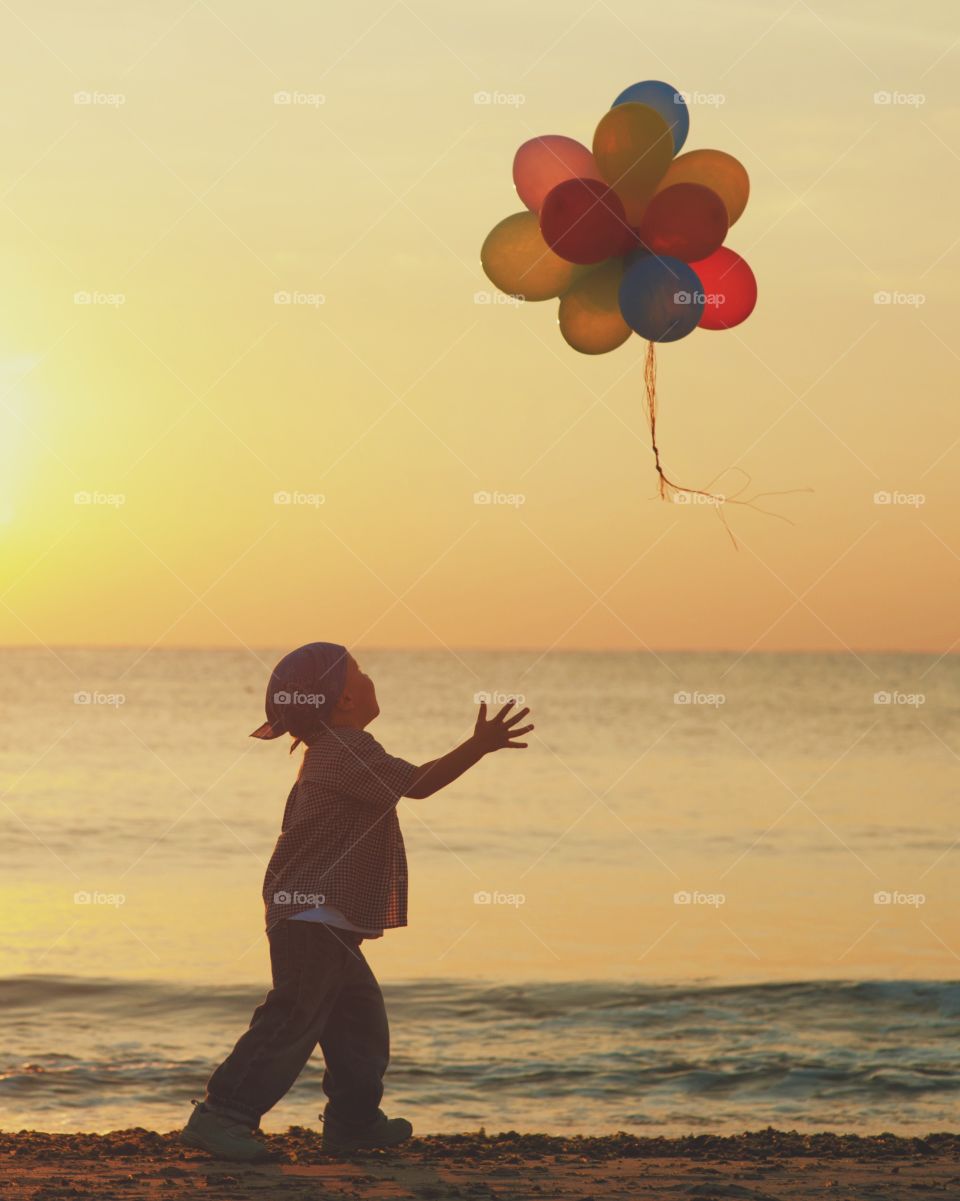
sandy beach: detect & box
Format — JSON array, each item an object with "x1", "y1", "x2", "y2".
[{"x1": 1, "y1": 1128, "x2": 957, "y2": 1200}]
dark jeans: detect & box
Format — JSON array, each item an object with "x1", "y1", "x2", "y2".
[{"x1": 204, "y1": 918, "x2": 390, "y2": 1131}]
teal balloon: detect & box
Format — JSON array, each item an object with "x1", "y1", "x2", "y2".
[
  {"x1": 612, "y1": 80, "x2": 689, "y2": 154},
  {"x1": 618, "y1": 256, "x2": 703, "y2": 343}
]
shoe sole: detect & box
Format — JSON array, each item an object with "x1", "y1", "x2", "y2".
[
  {"x1": 322, "y1": 1130, "x2": 413, "y2": 1154},
  {"x1": 180, "y1": 1129, "x2": 279, "y2": 1164}
]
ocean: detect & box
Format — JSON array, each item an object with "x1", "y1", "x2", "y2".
[{"x1": 0, "y1": 648, "x2": 957, "y2": 1135}]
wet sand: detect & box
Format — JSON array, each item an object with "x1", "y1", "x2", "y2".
[{"x1": 1, "y1": 1128, "x2": 958, "y2": 1199}]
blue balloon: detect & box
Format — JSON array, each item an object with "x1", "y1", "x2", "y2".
[
  {"x1": 612, "y1": 80, "x2": 689, "y2": 155},
  {"x1": 618, "y1": 255, "x2": 704, "y2": 343}
]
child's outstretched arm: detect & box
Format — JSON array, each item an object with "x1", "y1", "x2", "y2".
[{"x1": 403, "y1": 699, "x2": 533, "y2": 800}]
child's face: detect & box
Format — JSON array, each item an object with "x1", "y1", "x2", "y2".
[{"x1": 332, "y1": 652, "x2": 379, "y2": 728}]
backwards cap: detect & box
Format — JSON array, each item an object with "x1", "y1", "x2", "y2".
[{"x1": 249, "y1": 642, "x2": 349, "y2": 749}]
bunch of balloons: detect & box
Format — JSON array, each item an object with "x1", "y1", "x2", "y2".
[{"x1": 480, "y1": 79, "x2": 757, "y2": 353}]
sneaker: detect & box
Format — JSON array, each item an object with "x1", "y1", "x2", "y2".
[
  {"x1": 180, "y1": 1099, "x2": 281, "y2": 1163},
  {"x1": 321, "y1": 1107, "x2": 413, "y2": 1153}
]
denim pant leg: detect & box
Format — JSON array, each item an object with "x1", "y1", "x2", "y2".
[
  {"x1": 318, "y1": 941, "x2": 391, "y2": 1130},
  {"x1": 204, "y1": 919, "x2": 353, "y2": 1127}
]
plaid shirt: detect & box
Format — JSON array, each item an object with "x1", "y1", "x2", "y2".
[{"x1": 261, "y1": 726, "x2": 418, "y2": 934}]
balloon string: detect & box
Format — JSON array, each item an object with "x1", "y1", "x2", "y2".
[
  {"x1": 641, "y1": 340, "x2": 814, "y2": 551},
  {"x1": 643, "y1": 341, "x2": 726, "y2": 506}
]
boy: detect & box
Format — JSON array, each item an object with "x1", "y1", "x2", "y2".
[{"x1": 181, "y1": 641, "x2": 533, "y2": 1162}]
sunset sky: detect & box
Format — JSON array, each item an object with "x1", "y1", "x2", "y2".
[{"x1": 1, "y1": 0, "x2": 957, "y2": 652}]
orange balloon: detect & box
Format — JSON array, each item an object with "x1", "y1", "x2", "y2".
[
  {"x1": 654, "y1": 149, "x2": 750, "y2": 225},
  {"x1": 592, "y1": 102, "x2": 674, "y2": 225},
  {"x1": 558, "y1": 260, "x2": 631, "y2": 355},
  {"x1": 480, "y1": 211, "x2": 583, "y2": 301}
]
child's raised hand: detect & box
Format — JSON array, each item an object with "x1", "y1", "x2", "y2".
[{"x1": 473, "y1": 699, "x2": 534, "y2": 753}]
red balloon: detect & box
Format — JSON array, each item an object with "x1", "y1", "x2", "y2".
[
  {"x1": 688, "y1": 246, "x2": 757, "y2": 330},
  {"x1": 513, "y1": 135, "x2": 603, "y2": 213},
  {"x1": 539, "y1": 178, "x2": 637, "y2": 265},
  {"x1": 637, "y1": 183, "x2": 728, "y2": 262}
]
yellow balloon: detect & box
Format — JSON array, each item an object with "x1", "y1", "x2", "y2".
[
  {"x1": 592, "y1": 102, "x2": 674, "y2": 226},
  {"x1": 480, "y1": 211, "x2": 582, "y2": 301},
  {"x1": 558, "y1": 260, "x2": 631, "y2": 355},
  {"x1": 654, "y1": 149, "x2": 750, "y2": 225}
]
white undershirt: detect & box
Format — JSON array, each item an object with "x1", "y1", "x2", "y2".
[{"x1": 289, "y1": 904, "x2": 383, "y2": 938}]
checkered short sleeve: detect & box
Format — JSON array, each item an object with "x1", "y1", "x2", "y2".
[{"x1": 335, "y1": 729, "x2": 418, "y2": 810}]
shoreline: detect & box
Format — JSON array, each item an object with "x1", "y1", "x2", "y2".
[{"x1": 2, "y1": 1128, "x2": 958, "y2": 1200}]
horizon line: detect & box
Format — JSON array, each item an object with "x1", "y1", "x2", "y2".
[{"x1": 0, "y1": 644, "x2": 952, "y2": 656}]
